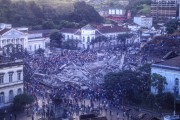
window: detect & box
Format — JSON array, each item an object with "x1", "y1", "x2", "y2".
[
  {"x1": 17, "y1": 88, "x2": 22, "y2": 95},
  {"x1": 175, "y1": 78, "x2": 179, "y2": 86},
  {"x1": 16, "y1": 39, "x2": 19, "y2": 44},
  {"x1": 9, "y1": 72, "x2": 13, "y2": 82},
  {"x1": 17, "y1": 71, "x2": 21, "y2": 81},
  {"x1": 7, "y1": 39, "x2": 10, "y2": 43},
  {"x1": 39, "y1": 44, "x2": 41, "y2": 48},
  {"x1": 83, "y1": 37, "x2": 85, "y2": 42},
  {"x1": 12, "y1": 39, "x2": 15, "y2": 43},
  {"x1": 9, "y1": 90, "x2": 14, "y2": 102},
  {"x1": 29, "y1": 45, "x2": 32, "y2": 51},
  {"x1": 0, "y1": 74, "x2": 4, "y2": 84},
  {"x1": 175, "y1": 78, "x2": 179, "y2": 90},
  {"x1": 71, "y1": 35, "x2": 73, "y2": 39},
  {"x1": 67, "y1": 35, "x2": 69, "y2": 40},
  {"x1": 0, "y1": 92, "x2": 4, "y2": 104},
  {"x1": 2, "y1": 40, "x2": 5, "y2": 43},
  {"x1": 34, "y1": 45, "x2": 36, "y2": 50},
  {"x1": 87, "y1": 37, "x2": 90, "y2": 43}
]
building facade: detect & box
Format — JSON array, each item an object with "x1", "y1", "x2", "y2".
[
  {"x1": 0, "y1": 60, "x2": 23, "y2": 108},
  {"x1": 134, "y1": 16, "x2": 153, "y2": 28},
  {"x1": 151, "y1": 56, "x2": 180, "y2": 95},
  {"x1": 28, "y1": 32, "x2": 46, "y2": 52},
  {"x1": 151, "y1": 0, "x2": 178, "y2": 20},
  {"x1": 60, "y1": 24, "x2": 132, "y2": 49},
  {"x1": 0, "y1": 23, "x2": 46, "y2": 52}
]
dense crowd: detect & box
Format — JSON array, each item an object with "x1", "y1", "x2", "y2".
[
  {"x1": 24, "y1": 48, "x2": 125, "y2": 75},
  {"x1": 26, "y1": 79, "x2": 125, "y2": 120},
  {"x1": 23, "y1": 48, "x2": 133, "y2": 119}
]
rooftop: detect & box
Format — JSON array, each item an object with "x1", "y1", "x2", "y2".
[
  {"x1": 59, "y1": 28, "x2": 79, "y2": 34},
  {"x1": 98, "y1": 26, "x2": 130, "y2": 33},
  {"x1": 152, "y1": 56, "x2": 180, "y2": 69},
  {"x1": 60, "y1": 24, "x2": 130, "y2": 34},
  {"x1": 0, "y1": 28, "x2": 11, "y2": 35}
]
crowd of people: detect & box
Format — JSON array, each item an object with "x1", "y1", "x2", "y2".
[
  {"x1": 24, "y1": 48, "x2": 125, "y2": 75},
  {"x1": 23, "y1": 47, "x2": 136, "y2": 120},
  {"x1": 26, "y1": 79, "x2": 126, "y2": 120},
  {"x1": 21, "y1": 43, "x2": 151, "y2": 120}
]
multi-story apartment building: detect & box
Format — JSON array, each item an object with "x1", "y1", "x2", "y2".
[{"x1": 151, "y1": 0, "x2": 178, "y2": 20}]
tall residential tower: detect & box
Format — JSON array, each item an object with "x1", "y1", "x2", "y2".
[{"x1": 151, "y1": 0, "x2": 178, "y2": 20}]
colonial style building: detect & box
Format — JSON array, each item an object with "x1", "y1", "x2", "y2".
[
  {"x1": 0, "y1": 59, "x2": 23, "y2": 108},
  {"x1": 151, "y1": 56, "x2": 180, "y2": 95},
  {"x1": 0, "y1": 23, "x2": 46, "y2": 52},
  {"x1": 60, "y1": 24, "x2": 134, "y2": 49}
]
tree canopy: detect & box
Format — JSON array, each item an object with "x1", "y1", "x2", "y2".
[
  {"x1": 61, "y1": 39, "x2": 80, "y2": 50},
  {"x1": 117, "y1": 33, "x2": 133, "y2": 45},
  {"x1": 126, "y1": 0, "x2": 151, "y2": 16},
  {"x1": 151, "y1": 73, "x2": 167, "y2": 95},
  {"x1": 69, "y1": 1, "x2": 103, "y2": 23},
  {"x1": 103, "y1": 70, "x2": 151, "y2": 105},
  {"x1": 13, "y1": 93, "x2": 34, "y2": 111},
  {"x1": 165, "y1": 19, "x2": 179, "y2": 34},
  {"x1": 0, "y1": 0, "x2": 103, "y2": 29},
  {"x1": 50, "y1": 31, "x2": 63, "y2": 48}
]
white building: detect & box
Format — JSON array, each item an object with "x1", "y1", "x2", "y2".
[
  {"x1": 151, "y1": 56, "x2": 180, "y2": 95},
  {"x1": 164, "y1": 115, "x2": 180, "y2": 120},
  {"x1": 108, "y1": 8, "x2": 126, "y2": 16},
  {"x1": 0, "y1": 23, "x2": 46, "y2": 52},
  {"x1": 0, "y1": 60, "x2": 24, "y2": 108},
  {"x1": 99, "y1": 7, "x2": 126, "y2": 17},
  {"x1": 134, "y1": 16, "x2": 153, "y2": 28},
  {"x1": 60, "y1": 24, "x2": 132, "y2": 49},
  {"x1": 28, "y1": 32, "x2": 46, "y2": 52}
]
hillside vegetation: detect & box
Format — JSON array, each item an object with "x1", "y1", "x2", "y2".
[
  {"x1": 12, "y1": 0, "x2": 75, "y2": 13},
  {"x1": 0, "y1": 0, "x2": 103, "y2": 29}
]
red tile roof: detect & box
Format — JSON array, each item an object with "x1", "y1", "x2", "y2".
[
  {"x1": 0, "y1": 29, "x2": 11, "y2": 35},
  {"x1": 98, "y1": 26, "x2": 130, "y2": 33},
  {"x1": 60, "y1": 28, "x2": 79, "y2": 34},
  {"x1": 60, "y1": 25, "x2": 130, "y2": 34}
]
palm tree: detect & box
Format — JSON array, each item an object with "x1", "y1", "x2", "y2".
[{"x1": 151, "y1": 73, "x2": 167, "y2": 95}]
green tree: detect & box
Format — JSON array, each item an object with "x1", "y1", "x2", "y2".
[
  {"x1": 94, "y1": 36, "x2": 108, "y2": 48},
  {"x1": 69, "y1": 1, "x2": 103, "y2": 23},
  {"x1": 117, "y1": 33, "x2": 133, "y2": 46},
  {"x1": 50, "y1": 31, "x2": 63, "y2": 48},
  {"x1": 156, "y1": 92, "x2": 174, "y2": 110},
  {"x1": 165, "y1": 19, "x2": 179, "y2": 34},
  {"x1": 61, "y1": 39, "x2": 80, "y2": 50},
  {"x1": 42, "y1": 20, "x2": 55, "y2": 29},
  {"x1": 13, "y1": 94, "x2": 34, "y2": 111},
  {"x1": 35, "y1": 48, "x2": 45, "y2": 54},
  {"x1": 151, "y1": 73, "x2": 167, "y2": 95}
]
